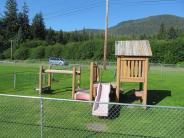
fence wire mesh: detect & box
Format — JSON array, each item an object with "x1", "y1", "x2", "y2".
[
  {"x1": 0, "y1": 95, "x2": 40, "y2": 137},
  {"x1": 0, "y1": 63, "x2": 184, "y2": 91},
  {"x1": 0, "y1": 94, "x2": 184, "y2": 138}
]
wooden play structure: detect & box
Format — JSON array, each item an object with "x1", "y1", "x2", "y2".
[
  {"x1": 73, "y1": 62, "x2": 100, "y2": 101},
  {"x1": 115, "y1": 40, "x2": 152, "y2": 105},
  {"x1": 38, "y1": 40, "x2": 152, "y2": 107},
  {"x1": 38, "y1": 63, "x2": 100, "y2": 101},
  {"x1": 38, "y1": 66, "x2": 81, "y2": 95}
]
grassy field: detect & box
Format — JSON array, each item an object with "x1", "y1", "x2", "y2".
[
  {"x1": 0, "y1": 62, "x2": 184, "y2": 137},
  {"x1": 0, "y1": 96, "x2": 184, "y2": 138},
  {"x1": 0, "y1": 62, "x2": 184, "y2": 106}
]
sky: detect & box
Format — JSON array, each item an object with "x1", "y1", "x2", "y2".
[{"x1": 0, "y1": 0, "x2": 184, "y2": 31}]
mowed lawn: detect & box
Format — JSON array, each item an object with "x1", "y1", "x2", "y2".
[
  {"x1": 0, "y1": 62, "x2": 184, "y2": 106},
  {"x1": 0, "y1": 62, "x2": 184, "y2": 137}
]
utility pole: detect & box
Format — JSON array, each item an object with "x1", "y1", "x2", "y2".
[
  {"x1": 10, "y1": 40, "x2": 13, "y2": 60},
  {"x1": 103, "y1": 0, "x2": 109, "y2": 69}
]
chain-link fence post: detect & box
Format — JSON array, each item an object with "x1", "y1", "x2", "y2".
[
  {"x1": 13, "y1": 72, "x2": 16, "y2": 89},
  {"x1": 40, "y1": 97, "x2": 44, "y2": 138},
  {"x1": 159, "y1": 63, "x2": 163, "y2": 80}
]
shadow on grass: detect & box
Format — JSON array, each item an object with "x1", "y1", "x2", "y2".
[
  {"x1": 42, "y1": 86, "x2": 72, "y2": 95},
  {"x1": 108, "y1": 105, "x2": 121, "y2": 119},
  {"x1": 106, "y1": 89, "x2": 171, "y2": 119},
  {"x1": 105, "y1": 89, "x2": 122, "y2": 119},
  {"x1": 119, "y1": 89, "x2": 139, "y2": 104},
  {"x1": 119, "y1": 89, "x2": 171, "y2": 105},
  {"x1": 147, "y1": 90, "x2": 171, "y2": 105}
]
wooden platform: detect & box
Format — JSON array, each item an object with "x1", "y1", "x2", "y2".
[{"x1": 45, "y1": 69, "x2": 80, "y2": 75}]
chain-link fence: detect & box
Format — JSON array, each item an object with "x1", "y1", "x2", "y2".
[
  {"x1": 0, "y1": 63, "x2": 84, "y2": 92},
  {"x1": 0, "y1": 62, "x2": 184, "y2": 98},
  {"x1": 0, "y1": 71, "x2": 38, "y2": 91},
  {"x1": 0, "y1": 94, "x2": 183, "y2": 138}
]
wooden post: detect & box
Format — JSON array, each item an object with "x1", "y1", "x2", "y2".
[
  {"x1": 89, "y1": 62, "x2": 94, "y2": 101},
  {"x1": 48, "y1": 65, "x2": 51, "y2": 90},
  {"x1": 97, "y1": 65, "x2": 100, "y2": 82},
  {"x1": 72, "y1": 67, "x2": 76, "y2": 99},
  {"x1": 93, "y1": 63, "x2": 99, "y2": 98},
  {"x1": 116, "y1": 57, "x2": 121, "y2": 102},
  {"x1": 39, "y1": 66, "x2": 43, "y2": 94},
  {"x1": 77, "y1": 66, "x2": 81, "y2": 89},
  {"x1": 143, "y1": 58, "x2": 148, "y2": 105},
  {"x1": 103, "y1": 0, "x2": 109, "y2": 70}
]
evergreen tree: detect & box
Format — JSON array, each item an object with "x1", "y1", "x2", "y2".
[
  {"x1": 17, "y1": 2, "x2": 30, "y2": 40},
  {"x1": 46, "y1": 27, "x2": 56, "y2": 44},
  {"x1": 81, "y1": 28, "x2": 88, "y2": 41},
  {"x1": 158, "y1": 23, "x2": 167, "y2": 39},
  {"x1": 31, "y1": 13, "x2": 45, "y2": 40},
  {"x1": 0, "y1": 19, "x2": 5, "y2": 55},
  {"x1": 56, "y1": 30, "x2": 64, "y2": 44},
  {"x1": 17, "y1": 26, "x2": 23, "y2": 43},
  {"x1": 140, "y1": 33, "x2": 147, "y2": 40},
  {"x1": 4, "y1": 0, "x2": 18, "y2": 39},
  {"x1": 62, "y1": 32, "x2": 69, "y2": 44},
  {"x1": 167, "y1": 27, "x2": 177, "y2": 39}
]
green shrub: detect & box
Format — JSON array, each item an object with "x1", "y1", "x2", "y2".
[
  {"x1": 2, "y1": 48, "x2": 11, "y2": 59},
  {"x1": 45, "y1": 43, "x2": 63, "y2": 58},
  {"x1": 30, "y1": 46, "x2": 45, "y2": 59},
  {"x1": 21, "y1": 40, "x2": 48, "y2": 48},
  {"x1": 14, "y1": 48, "x2": 30, "y2": 60}
]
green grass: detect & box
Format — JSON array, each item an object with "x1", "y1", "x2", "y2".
[
  {"x1": 0, "y1": 62, "x2": 184, "y2": 137},
  {"x1": 2, "y1": 62, "x2": 183, "y2": 106},
  {"x1": 0, "y1": 96, "x2": 183, "y2": 138}
]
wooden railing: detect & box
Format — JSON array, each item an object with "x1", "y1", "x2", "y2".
[{"x1": 120, "y1": 58, "x2": 146, "y2": 82}]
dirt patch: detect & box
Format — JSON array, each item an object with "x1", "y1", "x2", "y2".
[{"x1": 86, "y1": 123, "x2": 107, "y2": 132}]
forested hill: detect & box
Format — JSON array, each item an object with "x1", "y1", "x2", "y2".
[
  {"x1": 1, "y1": 0, "x2": 184, "y2": 64},
  {"x1": 108, "y1": 15, "x2": 184, "y2": 36}
]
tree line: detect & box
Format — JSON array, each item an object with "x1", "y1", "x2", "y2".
[
  {"x1": 0, "y1": 0, "x2": 102, "y2": 57},
  {"x1": 0, "y1": 0, "x2": 184, "y2": 64}
]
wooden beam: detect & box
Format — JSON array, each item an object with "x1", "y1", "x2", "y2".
[
  {"x1": 48, "y1": 65, "x2": 51, "y2": 88},
  {"x1": 45, "y1": 69, "x2": 80, "y2": 74},
  {"x1": 121, "y1": 78, "x2": 144, "y2": 82},
  {"x1": 72, "y1": 67, "x2": 76, "y2": 99},
  {"x1": 121, "y1": 57, "x2": 146, "y2": 61},
  {"x1": 143, "y1": 58, "x2": 148, "y2": 105},
  {"x1": 116, "y1": 57, "x2": 121, "y2": 102},
  {"x1": 97, "y1": 65, "x2": 100, "y2": 82},
  {"x1": 135, "y1": 91, "x2": 144, "y2": 97},
  {"x1": 77, "y1": 66, "x2": 81, "y2": 89},
  {"x1": 89, "y1": 62, "x2": 94, "y2": 101},
  {"x1": 127, "y1": 60, "x2": 130, "y2": 78},
  {"x1": 138, "y1": 60, "x2": 142, "y2": 77}
]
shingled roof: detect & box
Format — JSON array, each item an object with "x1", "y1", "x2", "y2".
[{"x1": 115, "y1": 40, "x2": 152, "y2": 57}]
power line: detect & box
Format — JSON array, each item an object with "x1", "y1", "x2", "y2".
[
  {"x1": 110, "y1": 0, "x2": 180, "y2": 6},
  {"x1": 44, "y1": 1, "x2": 104, "y2": 17},
  {"x1": 43, "y1": 0, "x2": 103, "y2": 10},
  {"x1": 44, "y1": 1, "x2": 104, "y2": 19},
  {"x1": 111, "y1": 0, "x2": 178, "y2": 3},
  {"x1": 43, "y1": 0, "x2": 100, "y2": 16},
  {"x1": 110, "y1": 0, "x2": 178, "y2": 4}
]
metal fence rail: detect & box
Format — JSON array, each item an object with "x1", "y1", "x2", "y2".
[{"x1": 0, "y1": 94, "x2": 183, "y2": 138}]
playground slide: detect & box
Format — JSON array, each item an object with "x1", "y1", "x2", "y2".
[
  {"x1": 92, "y1": 83, "x2": 111, "y2": 117},
  {"x1": 74, "y1": 89, "x2": 90, "y2": 101}
]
